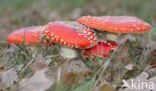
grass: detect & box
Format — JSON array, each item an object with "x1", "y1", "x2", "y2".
[
  {"x1": 1, "y1": 38, "x2": 152, "y2": 91},
  {"x1": 0, "y1": 0, "x2": 156, "y2": 91}
]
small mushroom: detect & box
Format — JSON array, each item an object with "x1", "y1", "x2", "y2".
[
  {"x1": 106, "y1": 40, "x2": 118, "y2": 50},
  {"x1": 7, "y1": 26, "x2": 43, "y2": 45},
  {"x1": 82, "y1": 40, "x2": 118, "y2": 58},
  {"x1": 42, "y1": 21, "x2": 97, "y2": 49},
  {"x1": 77, "y1": 16, "x2": 152, "y2": 33}
]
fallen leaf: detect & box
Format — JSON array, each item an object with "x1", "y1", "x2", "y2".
[
  {"x1": 146, "y1": 67, "x2": 156, "y2": 79},
  {"x1": 124, "y1": 64, "x2": 135, "y2": 71},
  {"x1": 96, "y1": 83, "x2": 114, "y2": 91},
  {"x1": 149, "y1": 49, "x2": 156, "y2": 68},
  {"x1": 60, "y1": 59, "x2": 91, "y2": 86},
  {"x1": 61, "y1": 72, "x2": 77, "y2": 86},
  {"x1": 18, "y1": 68, "x2": 54, "y2": 91},
  {"x1": 1, "y1": 68, "x2": 18, "y2": 87},
  {"x1": 61, "y1": 59, "x2": 91, "y2": 75}
]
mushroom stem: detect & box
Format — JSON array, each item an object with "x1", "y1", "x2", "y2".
[{"x1": 60, "y1": 47, "x2": 78, "y2": 59}]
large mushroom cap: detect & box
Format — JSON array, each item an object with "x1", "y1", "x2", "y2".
[
  {"x1": 43, "y1": 21, "x2": 97, "y2": 49},
  {"x1": 82, "y1": 41, "x2": 117, "y2": 58},
  {"x1": 7, "y1": 26, "x2": 42, "y2": 45},
  {"x1": 77, "y1": 16, "x2": 152, "y2": 33}
]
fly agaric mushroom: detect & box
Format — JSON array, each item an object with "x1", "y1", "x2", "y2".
[
  {"x1": 106, "y1": 40, "x2": 118, "y2": 50},
  {"x1": 7, "y1": 26, "x2": 43, "y2": 45},
  {"x1": 82, "y1": 40, "x2": 118, "y2": 58},
  {"x1": 77, "y1": 16, "x2": 152, "y2": 33},
  {"x1": 43, "y1": 21, "x2": 97, "y2": 49}
]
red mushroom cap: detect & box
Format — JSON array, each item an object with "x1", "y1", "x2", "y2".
[
  {"x1": 7, "y1": 26, "x2": 43, "y2": 45},
  {"x1": 77, "y1": 16, "x2": 152, "y2": 33},
  {"x1": 82, "y1": 41, "x2": 117, "y2": 58},
  {"x1": 106, "y1": 40, "x2": 118, "y2": 50},
  {"x1": 43, "y1": 21, "x2": 97, "y2": 49}
]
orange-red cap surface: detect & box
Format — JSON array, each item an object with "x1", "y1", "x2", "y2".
[
  {"x1": 43, "y1": 21, "x2": 97, "y2": 49},
  {"x1": 7, "y1": 26, "x2": 42, "y2": 45},
  {"x1": 82, "y1": 41, "x2": 117, "y2": 58},
  {"x1": 77, "y1": 16, "x2": 152, "y2": 33}
]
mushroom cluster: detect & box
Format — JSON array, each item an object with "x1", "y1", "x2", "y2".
[{"x1": 7, "y1": 16, "x2": 152, "y2": 58}]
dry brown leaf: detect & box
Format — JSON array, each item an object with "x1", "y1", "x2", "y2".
[
  {"x1": 61, "y1": 72, "x2": 77, "y2": 86},
  {"x1": 116, "y1": 46, "x2": 131, "y2": 63},
  {"x1": 149, "y1": 49, "x2": 156, "y2": 68},
  {"x1": 146, "y1": 67, "x2": 156, "y2": 79},
  {"x1": 18, "y1": 68, "x2": 54, "y2": 91},
  {"x1": 60, "y1": 59, "x2": 91, "y2": 86},
  {"x1": 61, "y1": 59, "x2": 91, "y2": 75},
  {"x1": 95, "y1": 83, "x2": 114, "y2": 91}
]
